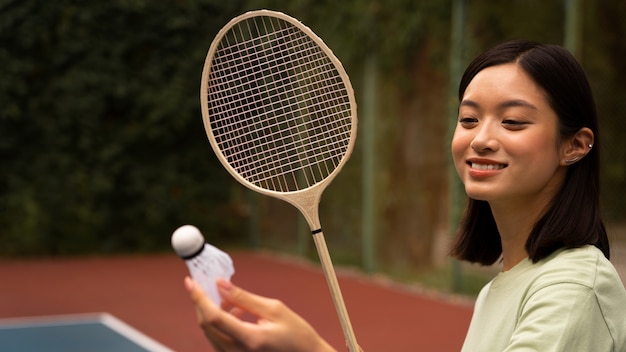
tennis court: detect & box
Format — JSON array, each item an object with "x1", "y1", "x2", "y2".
[{"x1": 0, "y1": 251, "x2": 474, "y2": 351}]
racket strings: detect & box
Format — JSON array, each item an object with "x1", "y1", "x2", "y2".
[
  {"x1": 206, "y1": 15, "x2": 353, "y2": 192},
  {"x1": 208, "y1": 27, "x2": 345, "y2": 125},
  {"x1": 213, "y1": 94, "x2": 350, "y2": 158},
  {"x1": 208, "y1": 73, "x2": 348, "y2": 133},
  {"x1": 210, "y1": 28, "x2": 334, "y2": 102},
  {"x1": 243, "y1": 124, "x2": 351, "y2": 184}
]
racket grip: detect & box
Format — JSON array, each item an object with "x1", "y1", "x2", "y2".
[{"x1": 312, "y1": 231, "x2": 359, "y2": 352}]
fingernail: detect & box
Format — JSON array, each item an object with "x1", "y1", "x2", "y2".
[
  {"x1": 184, "y1": 277, "x2": 195, "y2": 292},
  {"x1": 216, "y1": 278, "x2": 233, "y2": 292}
]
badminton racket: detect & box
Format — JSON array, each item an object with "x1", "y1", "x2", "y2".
[{"x1": 200, "y1": 9, "x2": 358, "y2": 351}]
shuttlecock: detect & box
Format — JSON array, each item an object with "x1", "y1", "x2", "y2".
[{"x1": 171, "y1": 225, "x2": 234, "y2": 305}]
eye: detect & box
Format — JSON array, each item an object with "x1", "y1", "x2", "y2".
[
  {"x1": 502, "y1": 119, "x2": 528, "y2": 130},
  {"x1": 459, "y1": 116, "x2": 478, "y2": 128}
]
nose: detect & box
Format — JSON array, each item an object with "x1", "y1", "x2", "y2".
[{"x1": 470, "y1": 122, "x2": 499, "y2": 152}]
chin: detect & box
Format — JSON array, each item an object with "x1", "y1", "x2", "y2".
[
  {"x1": 463, "y1": 187, "x2": 492, "y2": 202},
  {"x1": 467, "y1": 195, "x2": 489, "y2": 202}
]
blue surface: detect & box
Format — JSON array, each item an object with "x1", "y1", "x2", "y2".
[{"x1": 0, "y1": 314, "x2": 172, "y2": 352}]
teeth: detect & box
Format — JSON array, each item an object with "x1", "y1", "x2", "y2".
[{"x1": 471, "y1": 163, "x2": 505, "y2": 170}]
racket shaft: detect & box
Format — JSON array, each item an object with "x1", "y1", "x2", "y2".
[{"x1": 312, "y1": 232, "x2": 359, "y2": 352}]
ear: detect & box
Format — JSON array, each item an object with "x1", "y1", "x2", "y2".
[{"x1": 560, "y1": 127, "x2": 594, "y2": 166}]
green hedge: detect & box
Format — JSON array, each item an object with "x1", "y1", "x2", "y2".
[
  {"x1": 2, "y1": 0, "x2": 625, "y2": 261},
  {"x1": 0, "y1": 1, "x2": 248, "y2": 255}
]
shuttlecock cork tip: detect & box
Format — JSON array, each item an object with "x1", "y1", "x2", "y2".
[{"x1": 171, "y1": 224, "x2": 205, "y2": 258}]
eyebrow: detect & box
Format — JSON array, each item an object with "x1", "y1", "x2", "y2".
[{"x1": 460, "y1": 99, "x2": 539, "y2": 110}]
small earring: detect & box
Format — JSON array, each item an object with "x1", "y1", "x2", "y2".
[
  {"x1": 588, "y1": 144, "x2": 593, "y2": 149},
  {"x1": 565, "y1": 157, "x2": 580, "y2": 164}
]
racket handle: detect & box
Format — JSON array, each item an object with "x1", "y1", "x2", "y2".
[{"x1": 312, "y1": 231, "x2": 359, "y2": 352}]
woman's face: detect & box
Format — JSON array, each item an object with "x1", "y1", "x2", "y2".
[{"x1": 451, "y1": 63, "x2": 567, "y2": 208}]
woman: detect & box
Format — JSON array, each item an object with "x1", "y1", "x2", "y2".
[
  {"x1": 450, "y1": 40, "x2": 624, "y2": 351},
  {"x1": 184, "y1": 40, "x2": 626, "y2": 351}
]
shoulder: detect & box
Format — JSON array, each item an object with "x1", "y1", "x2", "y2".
[
  {"x1": 519, "y1": 246, "x2": 626, "y2": 349},
  {"x1": 524, "y1": 245, "x2": 626, "y2": 328},
  {"x1": 530, "y1": 245, "x2": 621, "y2": 291}
]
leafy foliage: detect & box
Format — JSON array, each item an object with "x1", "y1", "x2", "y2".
[
  {"x1": 1, "y1": 0, "x2": 625, "y2": 264},
  {"x1": 0, "y1": 0, "x2": 247, "y2": 255}
]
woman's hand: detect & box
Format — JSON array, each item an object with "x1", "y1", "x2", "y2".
[{"x1": 185, "y1": 277, "x2": 337, "y2": 352}]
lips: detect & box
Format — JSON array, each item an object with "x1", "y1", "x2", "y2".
[{"x1": 466, "y1": 159, "x2": 508, "y2": 177}]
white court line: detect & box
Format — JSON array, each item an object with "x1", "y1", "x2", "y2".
[
  {"x1": 100, "y1": 313, "x2": 174, "y2": 352},
  {"x1": 0, "y1": 312, "x2": 102, "y2": 329}
]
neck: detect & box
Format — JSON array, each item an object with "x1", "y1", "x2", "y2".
[{"x1": 490, "y1": 198, "x2": 548, "y2": 271}]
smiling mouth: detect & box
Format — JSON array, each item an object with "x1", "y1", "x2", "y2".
[{"x1": 469, "y1": 162, "x2": 507, "y2": 170}]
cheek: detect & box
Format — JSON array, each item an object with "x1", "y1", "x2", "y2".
[
  {"x1": 509, "y1": 132, "x2": 559, "y2": 162},
  {"x1": 450, "y1": 130, "x2": 469, "y2": 174}
]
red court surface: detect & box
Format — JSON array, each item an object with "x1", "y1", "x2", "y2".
[{"x1": 0, "y1": 251, "x2": 474, "y2": 351}]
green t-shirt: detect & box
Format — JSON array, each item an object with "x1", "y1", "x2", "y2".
[{"x1": 461, "y1": 245, "x2": 626, "y2": 352}]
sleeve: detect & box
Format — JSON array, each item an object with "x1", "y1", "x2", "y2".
[{"x1": 502, "y1": 282, "x2": 613, "y2": 352}]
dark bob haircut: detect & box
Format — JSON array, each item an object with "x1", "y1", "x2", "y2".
[{"x1": 450, "y1": 40, "x2": 609, "y2": 265}]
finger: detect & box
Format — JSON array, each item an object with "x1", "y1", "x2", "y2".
[
  {"x1": 185, "y1": 277, "x2": 220, "y2": 322},
  {"x1": 228, "y1": 307, "x2": 246, "y2": 320},
  {"x1": 201, "y1": 321, "x2": 237, "y2": 352},
  {"x1": 217, "y1": 278, "x2": 284, "y2": 320},
  {"x1": 185, "y1": 277, "x2": 259, "y2": 346},
  {"x1": 220, "y1": 298, "x2": 246, "y2": 320},
  {"x1": 185, "y1": 278, "x2": 235, "y2": 351}
]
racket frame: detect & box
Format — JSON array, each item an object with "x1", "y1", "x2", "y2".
[{"x1": 200, "y1": 9, "x2": 359, "y2": 352}]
